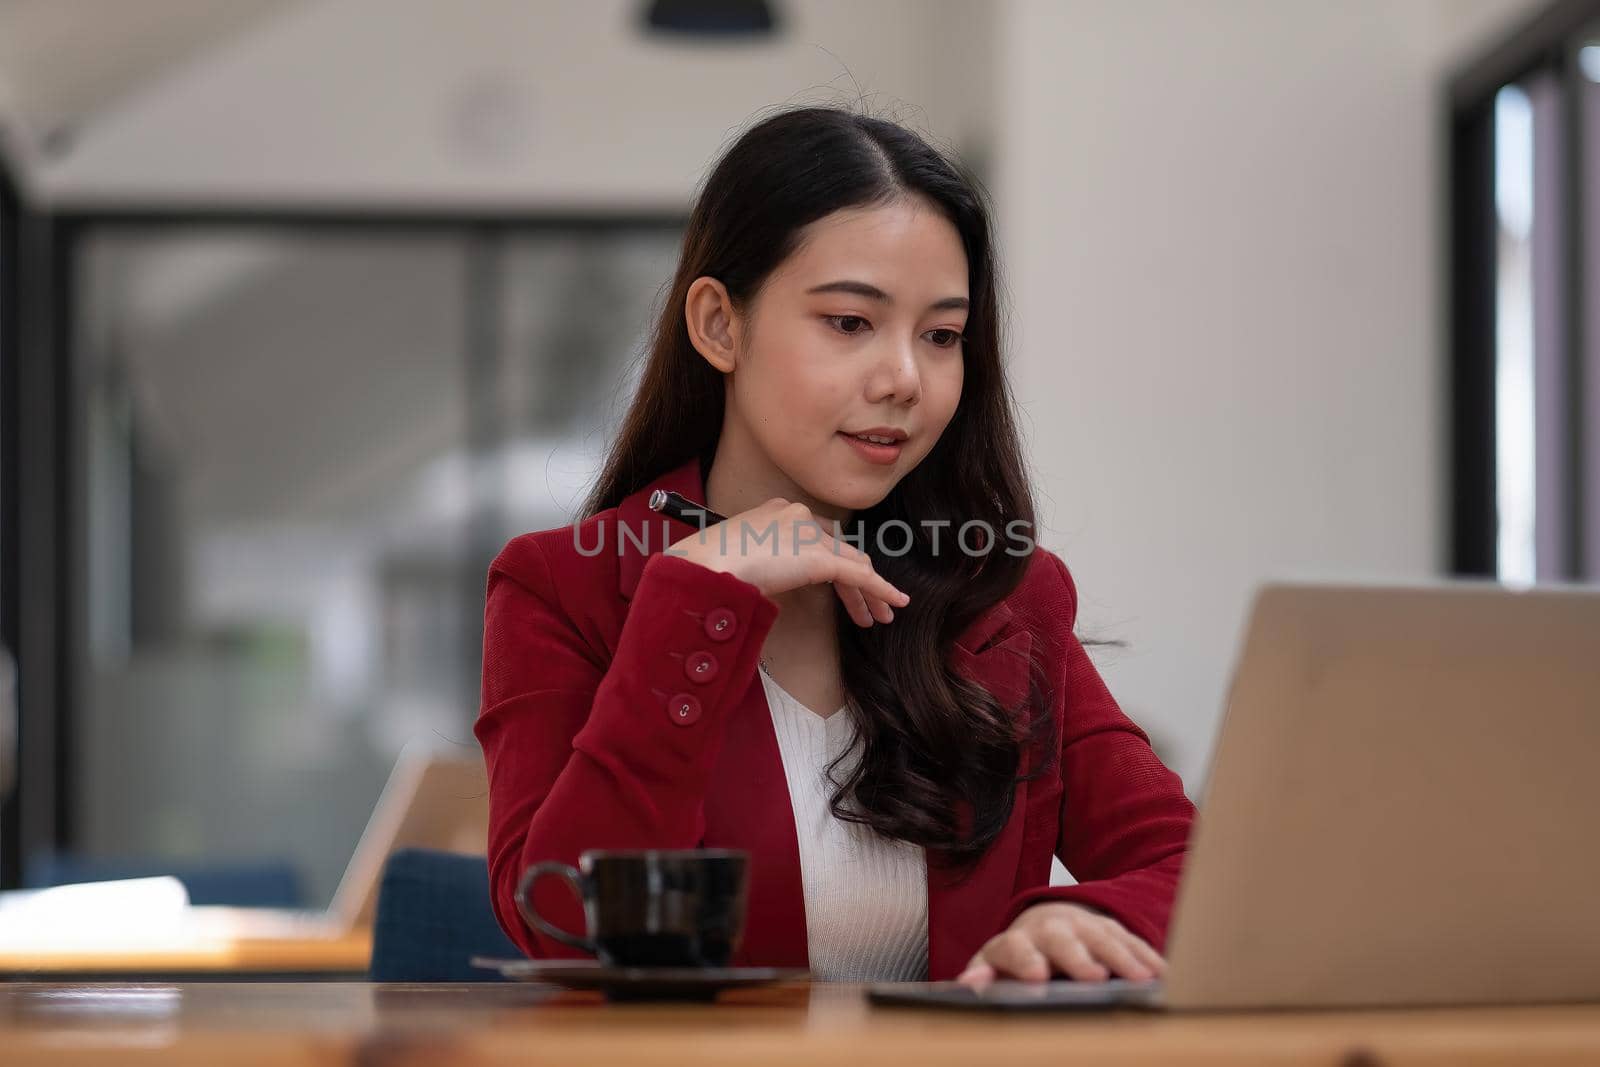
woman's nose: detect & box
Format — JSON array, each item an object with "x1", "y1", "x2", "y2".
[{"x1": 871, "y1": 339, "x2": 921, "y2": 404}]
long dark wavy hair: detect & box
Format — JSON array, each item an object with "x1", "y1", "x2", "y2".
[{"x1": 579, "y1": 104, "x2": 1099, "y2": 880}]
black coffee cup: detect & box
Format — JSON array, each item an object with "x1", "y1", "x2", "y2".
[{"x1": 515, "y1": 848, "x2": 749, "y2": 968}]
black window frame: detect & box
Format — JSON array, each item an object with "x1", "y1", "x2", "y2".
[
  {"x1": 0, "y1": 148, "x2": 20, "y2": 886},
  {"x1": 1447, "y1": 0, "x2": 1599, "y2": 578}
]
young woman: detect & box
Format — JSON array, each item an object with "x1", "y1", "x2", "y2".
[{"x1": 476, "y1": 105, "x2": 1196, "y2": 987}]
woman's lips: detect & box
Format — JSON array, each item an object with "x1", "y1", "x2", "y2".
[{"x1": 838, "y1": 431, "x2": 903, "y2": 465}]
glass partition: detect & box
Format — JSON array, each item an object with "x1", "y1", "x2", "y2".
[{"x1": 70, "y1": 221, "x2": 680, "y2": 903}]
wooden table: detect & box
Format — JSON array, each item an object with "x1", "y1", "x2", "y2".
[
  {"x1": 2, "y1": 981, "x2": 1599, "y2": 1065},
  {"x1": 0, "y1": 932, "x2": 372, "y2": 982}
]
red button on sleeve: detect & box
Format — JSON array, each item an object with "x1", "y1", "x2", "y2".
[
  {"x1": 684, "y1": 650, "x2": 719, "y2": 684},
  {"x1": 704, "y1": 608, "x2": 738, "y2": 642},
  {"x1": 668, "y1": 692, "x2": 703, "y2": 726}
]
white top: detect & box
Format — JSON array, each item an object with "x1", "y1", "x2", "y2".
[{"x1": 759, "y1": 667, "x2": 929, "y2": 982}]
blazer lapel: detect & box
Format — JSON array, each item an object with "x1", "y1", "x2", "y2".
[
  {"x1": 613, "y1": 459, "x2": 1033, "y2": 978},
  {"x1": 704, "y1": 667, "x2": 811, "y2": 968}
]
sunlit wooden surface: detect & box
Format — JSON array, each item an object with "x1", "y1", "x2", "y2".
[
  {"x1": 2, "y1": 981, "x2": 1599, "y2": 1065},
  {"x1": 0, "y1": 932, "x2": 371, "y2": 976}
]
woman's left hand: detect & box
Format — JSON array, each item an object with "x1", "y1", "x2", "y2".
[{"x1": 955, "y1": 901, "x2": 1165, "y2": 989}]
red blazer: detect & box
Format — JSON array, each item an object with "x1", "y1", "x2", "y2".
[{"x1": 476, "y1": 457, "x2": 1196, "y2": 980}]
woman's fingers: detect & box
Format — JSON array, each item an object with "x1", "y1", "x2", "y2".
[
  {"x1": 1122, "y1": 931, "x2": 1167, "y2": 977},
  {"x1": 1076, "y1": 921, "x2": 1153, "y2": 981},
  {"x1": 762, "y1": 508, "x2": 911, "y2": 615},
  {"x1": 1036, "y1": 924, "x2": 1110, "y2": 982},
  {"x1": 956, "y1": 911, "x2": 1169, "y2": 989},
  {"x1": 1074, "y1": 914, "x2": 1165, "y2": 978},
  {"x1": 955, "y1": 959, "x2": 996, "y2": 991},
  {"x1": 812, "y1": 527, "x2": 915, "y2": 604},
  {"x1": 835, "y1": 582, "x2": 874, "y2": 628},
  {"x1": 846, "y1": 559, "x2": 910, "y2": 610},
  {"x1": 857, "y1": 581, "x2": 895, "y2": 624},
  {"x1": 861, "y1": 591, "x2": 895, "y2": 625},
  {"x1": 827, "y1": 565, "x2": 898, "y2": 627},
  {"x1": 830, "y1": 565, "x2": 894, "y2": 626},
  {"x1": 819, "y1": 559, "x2": 907, "y2": 623},
  {"x1": 977, "y1": 932, "x2": 1051, "y2": 983}
]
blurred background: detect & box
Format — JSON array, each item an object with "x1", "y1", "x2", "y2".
[{"x1": 0, "y1": 0, "x2": 1594, "y2": 913}]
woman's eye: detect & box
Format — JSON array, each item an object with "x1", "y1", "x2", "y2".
[
  {"x1": 824, "y1": 315, "x2": 965, "y2": 349},
  {"x1": 824, "y1": 315, "x2": 870, "y2": 335}
]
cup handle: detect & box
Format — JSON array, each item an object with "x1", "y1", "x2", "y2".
[{"x1": 515, "y1": 861, "x2": 600, "y2": 954}]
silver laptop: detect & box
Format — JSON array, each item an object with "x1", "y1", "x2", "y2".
[{"x1": 871, "y1": 578, "x2": 1600, "y2": 1011}]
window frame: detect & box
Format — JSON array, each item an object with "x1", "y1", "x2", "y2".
[{"x1": 1447, "y1": 0, "x2": 1599, "y2": 578}]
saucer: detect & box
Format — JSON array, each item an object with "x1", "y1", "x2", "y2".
[{"x1": 471, "y1": 957, "x2": 809, "y2": 1001}]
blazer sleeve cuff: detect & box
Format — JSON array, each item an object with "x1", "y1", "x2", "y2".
[{"x1": 569, "y1": 551, "x2": 781, "y2": 785}]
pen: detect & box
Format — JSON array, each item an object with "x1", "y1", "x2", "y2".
[
  {"x1": 648, "y1": 489, "x2": 727, "y2": 527},
  {"x1": 648, "y1": 488, "x2": 839, "y2": 589}
]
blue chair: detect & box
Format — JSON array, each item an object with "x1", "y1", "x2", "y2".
[{"x1": 368, "y1": 848, "x2": 522, "y2": 982}]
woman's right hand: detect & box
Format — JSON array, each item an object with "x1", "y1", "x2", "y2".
[{"x1": 667, "y1": 498, "x2": 910, "y2": 628}]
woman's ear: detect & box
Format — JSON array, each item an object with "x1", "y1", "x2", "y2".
[{"x1": 684, "y1": 276, "x2": 741, "y2": 374}]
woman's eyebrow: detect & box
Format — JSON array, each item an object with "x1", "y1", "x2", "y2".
[{"x1": 805, "y1": 279, "x2": 969, "y2": 312}]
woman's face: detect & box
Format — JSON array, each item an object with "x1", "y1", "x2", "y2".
[{"x1": 694, "y1": 197, "x2": 969, "y2": 517}]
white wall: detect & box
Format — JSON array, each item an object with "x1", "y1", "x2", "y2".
[
  {"x1": 0, "y1": 0, "x2": 285, "y2": 150},
  {"x1": 994, "y1": 0, "x2": 1544, "y2": 790},
  {"x1": 28, "y1": 0, "x2": 992, "y2": 210}
]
